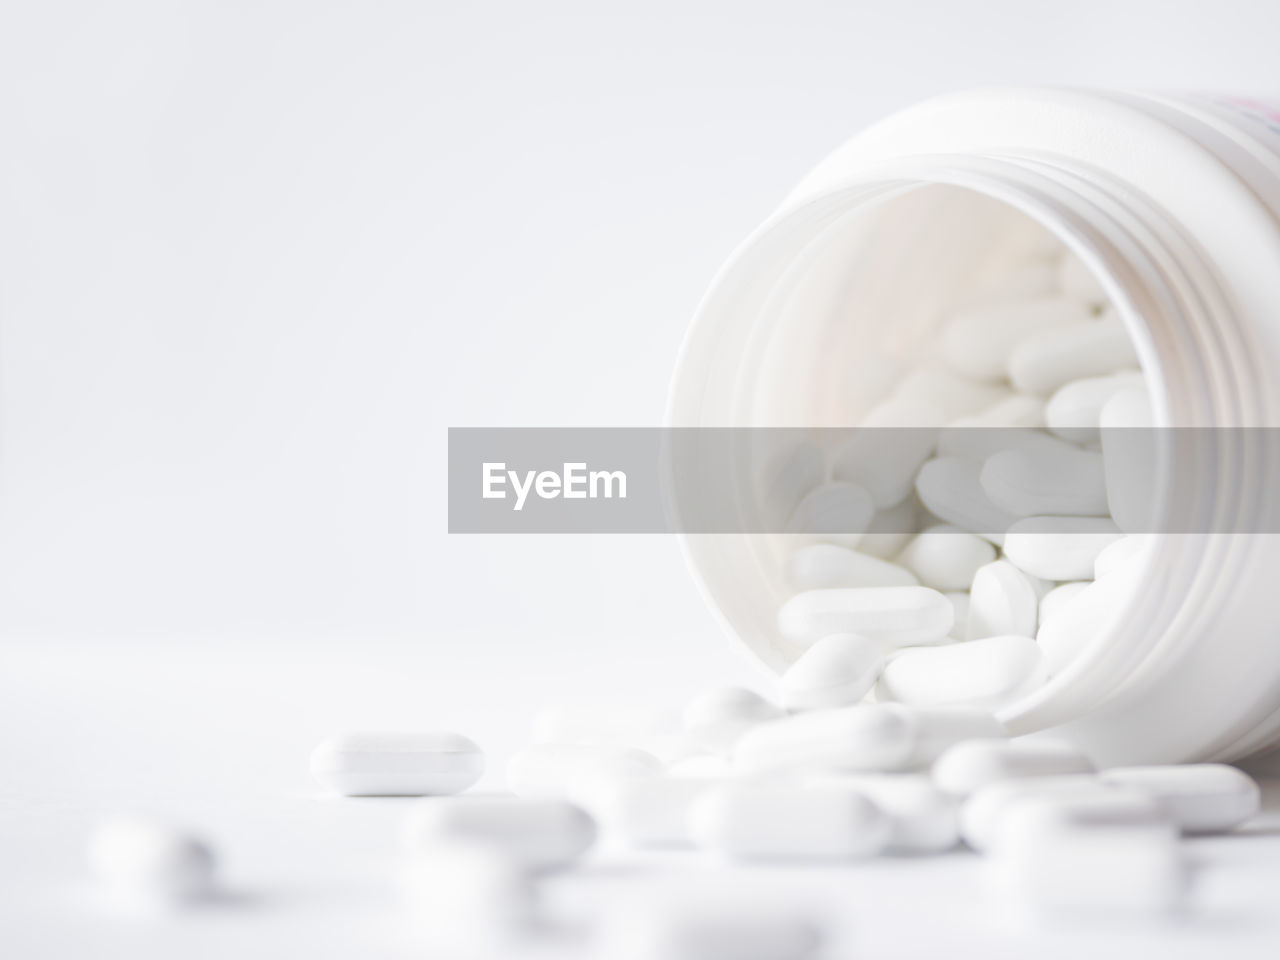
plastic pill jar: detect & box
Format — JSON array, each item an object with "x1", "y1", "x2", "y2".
[{"x1": 665, "y1": 87, "x2": 1280, "y2": 766}]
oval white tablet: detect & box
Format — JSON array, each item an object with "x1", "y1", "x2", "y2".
[
  {"x1": 876, "y1": 636, "x2": 1046, "y2": 710},
  {"x1": 966, "y1": 560, "x2": 1043, "y2": 640},
  {"x1": 1002, "y1": 515, "x2": 1123, "y2": 581},
  {"x1": 733, "y1": 704, "x2": 916, "y2": 775},
  {"x1": 779, "y1": 633, "x2": 884, "y2": 712},
  {"x1": 980, "y1": 443, "x2": 1109, "y2": 517},
  {"x1": 1098, "y1": 764, "x2": 1261, "y2": 834},
  {"x1": 897, "y1": 525, "x2": 996, "y2": 591},
  {"x1": 689, "y1": 783, "x2": 891, "y2": 860},
  {"x1": 310, "y1": 732, "x2": 485, "y2": 797}
]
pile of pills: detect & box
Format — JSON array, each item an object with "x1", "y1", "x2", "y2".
[
  {"x1": 282, "y1": 713, "x2": 1260, "y2": 955},
  {"x1": 775, "y1": 240, "x2": 1156, "y2": 709}
]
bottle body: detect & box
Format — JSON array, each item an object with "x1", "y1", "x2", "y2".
[{"x1": 667, "y1": 88, "x2": 1280, "y2": 764}]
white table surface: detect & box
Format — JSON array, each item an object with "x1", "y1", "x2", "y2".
[{"x1": 5, "y1": 634, "x2": 1280, "y2": 960}]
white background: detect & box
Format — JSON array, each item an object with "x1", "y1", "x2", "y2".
[{"x1": 4, "y1": 2, "x2": 1280, "y2": 957}]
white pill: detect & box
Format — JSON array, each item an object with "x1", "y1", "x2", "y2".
[
  {"x1": 980, "y1": 443, "x2": 1109, "y2": 517},
  {"x1": 734, "y1": 703, "x2": 916, "y2": 774},
  {"x1": 1093, "y1": 534, "x2": 1153, "y2": 579},
  {"x1": 807, "y1": 774, "x2": 959, "y2": 853},
  {"x1": 506, "y1": 745, "x2": 661, "y2": 799},
  {"x1": 914, "y1": 456, "x2": 1018, "y2": 544},
  {"x1": 1045, "y1": 371, "x2": 1145, "y2": 442},
  {"x1": 1037, "y1": 581, "x2": 1089, "y2": 627},
  {"x1": 1003, "y1": 516, "x2": 1123, "y2": 580},
  {"x1": 960, "y1": 774, "x2": 1118, "y2": 851},
  {"x1": 1056, "y1": 251, "x2": 1109, "y2": 305},
  {"x1": 941, "y1": 297, "x2": 1092, "y2": 382},
  {"x1": 787, "y1": 543, "x2": 918, "y2": 590},
  {"x1": 966, "y1": 560, "x2": 1043, "y2": 640},
  {"x1": 1098, "y1": 764, "x2": 1261, "y2": 833},
  {"x1": 897, "y1": 525, "x2": 996, "y2": 591},
  {"x1": 689, "y1": 783, "x2": 891, "y2": 860},
  {"x1": 398, "y1": 842, "x2": 536, "y2": 949},
  {"x1": 1099, "y1": 383, "x2": 1158, "y2": 533},
  {"x1": 877, "y1": 636, "x2": 1046, "y2": 709},
  {"x1": 310, "y1": 732, "x2": 484, "y2": 797},
  {"x1": 777, "y1": 587, "x2": 954, "y2": 651},
  {"x1": 87, "y1": 818, "x2": 216, "y2": 906},
  {"x1": 400, "y1": 797, "x2": 597, "y2": 869},
  {"x1": 532, "y1": 705, "x2": 678, "y2": 747},
  {"x1": 933, "y1": 738, "x2": 1095, "y2": 796},
  {"x1": 990, "y1": 792, "x2": 1184, "y2": 918},
  {"x1": 1008, "y1": 314, "x2": 1139, "y2": 395},
  {"x1": 944, "y1": 592, "x2": 970, "y2": 639},
  {"x1": 780, "y1": 633, "x2": 884, "y2": 712},
  {"x1": 683, "y1": 687, "x2": 783, "y2": 756},
  {"x1": 589, "y1": 776, "x2": 724, "y2": 848},
  {"x1": 598, "y1": 898, "x2": 823, "y2": 960},
  {"x1": 786, "y1": 482, "x2": 875, "y2": 547},
  {"x1": 855, "y1": 498, "x2": 920, "y2": 558}
]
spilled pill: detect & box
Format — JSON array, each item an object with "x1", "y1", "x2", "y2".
[
  {"x1": 310, "y1": 732, "x2": 485, "y2": 797},
  {"x1": 779, "y1": 633, "x2": 884, "y2": 712},
  {"x1": 1098, "y1": 764, "x2": 1261, "y2": 833}
]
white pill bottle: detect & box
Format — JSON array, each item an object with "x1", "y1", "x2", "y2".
[{"x1": 666, "y1": 88, "x2": 1280, "y2": 766}]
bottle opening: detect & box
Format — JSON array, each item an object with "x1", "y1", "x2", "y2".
[{"x1": 671, "y1": 175, "x2": 1175, "y2": 736}]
